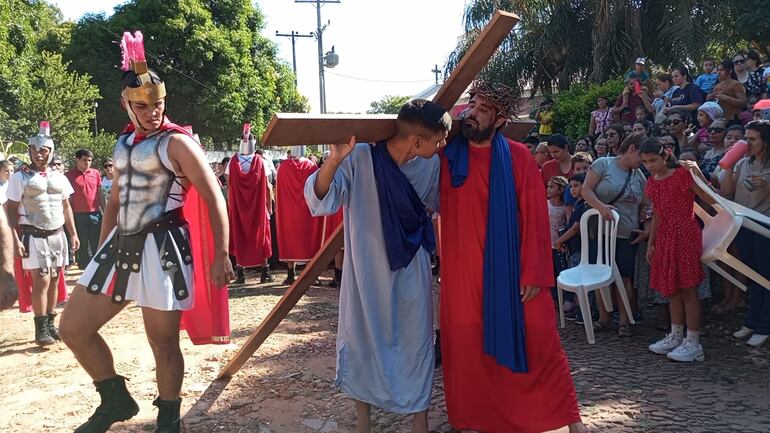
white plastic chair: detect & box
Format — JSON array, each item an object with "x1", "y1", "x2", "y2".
[
  {"x1": 690, "y1": 172, "x2": 770, "y2": 292},
  {"x1": 557, "y1": 208, "x2": 635, "y2": 344}
]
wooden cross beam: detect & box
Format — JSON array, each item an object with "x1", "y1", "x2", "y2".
[
  {"x1": 260, "y1": 114, "x2": 535, "y2": 148},
  {"x1": 218, "y1": 10, "x2": 520, "y2": 379}
]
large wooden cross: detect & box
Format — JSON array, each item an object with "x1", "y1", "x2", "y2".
[{"x1": 218, "y1": 10, "x2": 523, "y2": 378}]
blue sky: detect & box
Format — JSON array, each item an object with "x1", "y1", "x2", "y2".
[{"x1": 52, "y1": 0, "x2": 470, "y2": 113}]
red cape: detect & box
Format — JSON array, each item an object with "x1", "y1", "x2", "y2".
[
  {"x1": 14, "y1": 258, "x2": 67, "y2": 313},
  {"x1": 125, "y1": 120, "x2": 231, "y2": 345},
  {"x1": 438, "y1": 139, "x2": 580, "y2": 433},
  {"x1": 275, "y1": 158, "x2": 323, "y2": 262},
  {"x1": 227, "y1": 154, "x2": 272, "y2": 267}
]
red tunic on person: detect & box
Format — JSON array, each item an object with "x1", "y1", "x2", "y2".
[
  {"x1": 646, "y1": 167, "x2": 704, "y2": 296},
  {"x1": 439, "y1": 139, "x2": 581, "y2": 433},
  {"x1": 540, "y1": 158, "x2": 574, "y2": 187},
  {"x1": 275, "y1": 157, "x2": 323, "y2": 261},
  {"x1": 227, "y1": 154, "x2": 272, "y2": 267},
  {"x1": 64, "y1": 167, "x2": 102, "y2": 213}
]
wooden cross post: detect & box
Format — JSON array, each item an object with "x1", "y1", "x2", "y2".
[{"x1": 218, "y1": 10, "x2": 521, "y2": 379}]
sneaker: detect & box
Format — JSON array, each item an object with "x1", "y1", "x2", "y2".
[
  {"x1": 733, "y1": 326, "x2": 754, "y2": 339},
  {"x1": 666, "y1": 340, "x2": 705, "y2": 362},
  {"x1": 632, "y1": 310, "x2": 643, "y2": 326},
  {"x1": 575, "y1": 311, "x2": 584, "y2": 324},
  {"x1": 746, "y1": 334, "x2": 769, "y2": 347},
  {"x1": 649, "y1": 333, "x2": 683, "y2": 355}
]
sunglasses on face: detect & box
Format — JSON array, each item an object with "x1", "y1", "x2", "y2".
[
  {"x1": 734, "y1": 59, "x2": 745, "y2": 64},
  {"x1": 708, "y1": 127, "x2": 726, "y2": 133},
  {"x1": 53, "y1": 162, "x2": 62, "y2": 166},
  {"x1": 665, "y1": 119, "x2": 683, "y2": 126}
]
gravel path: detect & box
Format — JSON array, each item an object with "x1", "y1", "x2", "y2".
[{"x1": 0, "y1": 269, "x2": 767, "y2": 433}]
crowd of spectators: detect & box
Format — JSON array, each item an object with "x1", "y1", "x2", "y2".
[{"x1": 530, "y1": 51, "x2": 770, "y2": 360}]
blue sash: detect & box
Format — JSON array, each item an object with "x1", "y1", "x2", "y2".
[
  {"x1": 370, "y1": 142, "x2": 435, "y2": 271},
  {"x1": 444, "y1": 131, "x2": 528, "y2": 372}
]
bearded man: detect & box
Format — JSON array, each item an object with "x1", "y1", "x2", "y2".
[{"x1": 438, "y1": 82, "x2": 587, "y2": 433}]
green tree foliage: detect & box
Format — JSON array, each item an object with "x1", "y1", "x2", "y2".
[
  {"x1": 0, "y1": 1, "x2": 99, "y2": 157},
  {"x1": 18, "y1": 52, "x2": 101, "y2": 148},
  {"x1": 445, "y1": 0, "x2": 755, "y2": 103},
  {"x1": 367, "y1": 95, "x2": 411, "y2": 114},
  {"x1": 552, "y1": 77, "x2": 625, "y2": 139},
  {"x1": 65, "y1": 0, "x2": 309, "y2": 148}
]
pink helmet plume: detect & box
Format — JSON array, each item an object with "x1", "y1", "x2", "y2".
[
  {"x1": 39, "y1": 121, "x2": 50, "y2": 136},
  {"x1": 120, "y1": 31, "x2": 147, "y2": 72}
]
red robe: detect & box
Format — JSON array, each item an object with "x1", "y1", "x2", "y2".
[
  {"x1": 227, "y1": 154, "x2": 272, "y2": 267},
  {"x1": 275, "y1": 158, "x2": 323, "y2": 262},
  {"x1": 439, "y1": 140, "x2": 581, "y2": 433}
]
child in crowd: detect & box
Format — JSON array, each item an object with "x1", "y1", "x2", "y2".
[
  {"x1": 562, "y1": 152, "x2": 593, "y2": 206},
  {"x1": 688, "y1": 101, "x2": 724, "y2": 154},
  {"x1": 640, "y1": 137, "x2": 713, "y2": 362},
  {"x1": 547, "y1": 176, "x2": 569, "y2": 270},
  {"x1": 694, "y1": 58, "x2": 718, "y2": 95},
  {"x1": 547, "y1": 175, "x2": 570, "y2": 312},
  {"x1": 572, "y1": 152, "x2": 593, "y2": 174},
  {"x1": 556, "y1": 173, "x2": 589, "y2": 268},
  {"x1": 635, "y1": 105, "x2": 651, "y2": 123},
  {"x1": 556, "y1": 173, "x2": 591, "y2": 322}
]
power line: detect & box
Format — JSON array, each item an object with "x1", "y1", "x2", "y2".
[
  {"x1": 93, "y1": 21, "x2": 216, "y2": 93},
  {"x1": 324, "y1": 70, "x2": 433, "y2": 84}
]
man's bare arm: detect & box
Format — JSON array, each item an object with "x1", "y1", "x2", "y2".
[
  {"x1": 167, "y1": 134, "x2": 234, "y2": 286},
  {"x1": 100, "y1": 170, "x2": 121, "y2": 244}
]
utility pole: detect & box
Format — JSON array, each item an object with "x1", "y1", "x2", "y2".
[
  {"x1": 295, "y1": 0, "x2": 340, "y2": 114},
  {"x1": 93, "y1": 102, "x2": 98, "y2": 135},
  {"x1": 431, "y1": 64, "x2": 442, "y2": 85},
  {"x1": 275, "y1": 30, "x2": 314, "y2": 84}
]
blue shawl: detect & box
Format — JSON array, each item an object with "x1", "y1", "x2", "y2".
[
  {"x1": 370, "y1": 142, "x2": 435, "y2": 271},
  {"x1": 444, "y1": 131, "x2": 528, "y2": 373}
]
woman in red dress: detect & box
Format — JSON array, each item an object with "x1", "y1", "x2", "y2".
[{"x1": 641, "y1": 137, "x2": 712, "y2": 362}]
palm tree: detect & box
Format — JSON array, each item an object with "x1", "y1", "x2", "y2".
[{"x1": 445, "y1": 0, "x2": 729, "y2": 99}]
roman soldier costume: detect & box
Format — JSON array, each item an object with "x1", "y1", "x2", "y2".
[
  {"x1": 5, "y1": 121, "x2": 73, "y2": 345},
  {"x1": 71, "y1": 31, "x2": 229, "y2": 433}
]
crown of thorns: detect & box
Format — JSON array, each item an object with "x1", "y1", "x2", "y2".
[{"x1": 469, "y1": 81, "x2": 517, "y2": 117}]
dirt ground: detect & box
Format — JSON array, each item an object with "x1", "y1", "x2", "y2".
[{"x1": 1, "y1": 267, "x2": 768, "y2": 433}]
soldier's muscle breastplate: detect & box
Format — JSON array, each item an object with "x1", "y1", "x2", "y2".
[
  {"x1": 20, "y1": 172, "x2": 65, "y2": 230},
  {"x1": 114, "y1": 131, "x2": 177, "y2": 235}
]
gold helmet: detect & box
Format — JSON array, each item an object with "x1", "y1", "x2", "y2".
[{"x1": 120, "y1": 31, "x2": 166, "y2": 127}]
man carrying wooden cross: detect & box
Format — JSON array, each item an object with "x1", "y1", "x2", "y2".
[
  {"x1": 439, "y1": 81, "x2": 588, "y2": 433},
  {"x1": 305, "y1": 99, "x2": 450, "y2": 433}
]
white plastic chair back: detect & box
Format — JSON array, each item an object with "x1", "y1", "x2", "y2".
[{"x1": 578, "y1": 208, "x2": 619, "y2": 269}]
